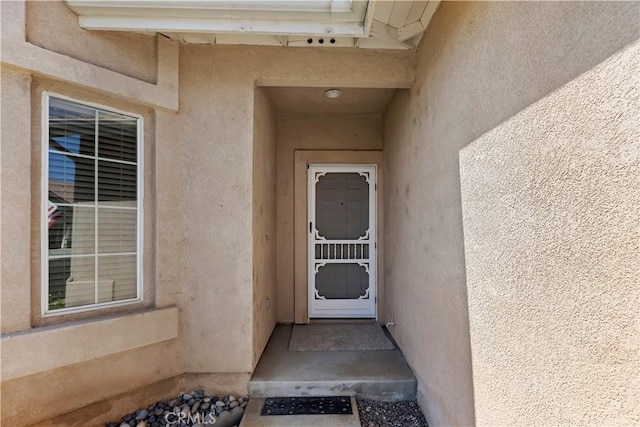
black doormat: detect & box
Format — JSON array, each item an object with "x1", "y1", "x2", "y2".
[{"x1": 260, "y1": 396, "x2": 353, "y2": 416}]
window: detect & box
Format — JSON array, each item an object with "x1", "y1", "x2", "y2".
[{"x1": 43, "y1": 94, "x2": 143, "y2": 315}]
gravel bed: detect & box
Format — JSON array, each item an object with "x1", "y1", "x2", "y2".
[
  {"x1": 356, "y1": 398, "x2": 428, "y2": 427},
  {"x1": 106, "y1": 391, "x2": 248, "y2": 427}
]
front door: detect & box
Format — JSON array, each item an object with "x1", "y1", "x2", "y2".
[{"x1": 308, "y1": 164, "x2": 377, "y2": 318}]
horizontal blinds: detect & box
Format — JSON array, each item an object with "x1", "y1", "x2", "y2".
[{"x1": 47, "y1": 97, "x2": 140, "y2": 312}]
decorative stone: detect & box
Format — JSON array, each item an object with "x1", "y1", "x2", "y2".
[
  {"x1": 231, "y1": 407, "x2": 244, "y2": 426},
  {"x1": 106, "y1": 392, "x2": 248, "y2": 427},
  {"x1": 135, "y1": 409, "x2": 148, "y2": 421},
  {"x1": 216, "y1": 407, "x2": 245, "y2": 427},
  {"x1": 215, "y1": 410, "x2": 232, "y2": 427}
]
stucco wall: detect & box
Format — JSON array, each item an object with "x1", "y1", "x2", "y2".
[
  {"x1": 25, "y1": 0, "x2": 157, "y2": 83},
  {"x1": 2, "y1": 1, "x2": 414, "y2": 423},
  {"x1": 460, "y1": 40, "x2": 640, "y2": 426},
  {"x1": 275, "y1": 114, "x2": 384, "y2": 322},
  {"x1": 383, "y1": 1, "x2": 639, "y2": 425},
  {"x1": 177, "y1": 44, "x2": 413, "y2": 378},
  {"x1": 3, "y1": 340, "x2": 182, "y2": 426},
  {"x1": 1, "y1": 69, "x2": 32, "y2": 334},
  {"x1": 1, "y1": 3, "x2": 184, "y2": 424},
  {"x1": 252, "y1": 88, "x2": 278, "y2": 367},
  {"x1": 0, "y1": 71, "x2": 184, "y2": 425},
  {"x1": 178, "y1": 49, "x2": 255, "y2": 376},
  {"x1": 0, "y1": 306, "x2": 182, "y2": 426},
  {"x1": 2, "y1": 8, "x2": 415, "y2": 419}
]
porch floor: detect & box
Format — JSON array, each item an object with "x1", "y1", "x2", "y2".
[{"x1": 248, "y1": 324, "x2": 417, "y2": 402}]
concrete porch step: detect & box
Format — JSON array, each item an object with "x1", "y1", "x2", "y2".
[
  {"x1": 248, "y1": 324, "x2": 417, "y2": 402},
  {"x1": 238, "y1": 398, "x2": 361, "y2": 427}
]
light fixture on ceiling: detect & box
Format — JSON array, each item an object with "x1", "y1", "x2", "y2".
[{"x1": 324, "y1": 89, "x2": 342, "y2": 99}]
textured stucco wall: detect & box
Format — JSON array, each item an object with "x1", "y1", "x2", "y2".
[
  {"x1": 177, "y1": 44, "x2": 413, "y2": 377},
  {"x1": 178, "y1": 50, "x2": 255, "y2": 375},
  {"x1": 1, "y1": 21, "x2": 415, "y2": 423},
  {"x1": 383, "y1": 1, "x2": 639, "y2": 425},
  {"x1": 26, "y1": 0, "x2": 157, "y2": 83},
  {"x1": 460, "y1": 40, "x2": 640, "y2": 426},
  {"x1": 1, "y1": 69, "x2": 32, "y2": 334},
  {"x1": 1, "y1": 5, "x2": 183, "y2": 424},
  {"x1": 275, "y1": 114, "x2": 383, "y2": 322},
  {"x1": 0, "y1": 72, "x2": 184, "y2": 425},
  {"x1": 252, "y1": 88, "x2": 278, "y2": 367},
  {"x1": 2, "y1": 339, "x2": 182, "y2": 426}
]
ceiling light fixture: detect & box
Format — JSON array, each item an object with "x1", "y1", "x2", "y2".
[{"x1": 324, "y1": 89, "x2": 342, "y2": 99}]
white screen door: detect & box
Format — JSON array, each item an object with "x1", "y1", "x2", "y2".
[{"x1": 308, "y1": 164, "x2": 377, "y2": 318}]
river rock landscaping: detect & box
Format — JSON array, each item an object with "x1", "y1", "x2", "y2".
[
  {"x1": 106, "y1": 391, "x2": 248, "y2": 427},
  {"x1": 356, "y1": 398, "x2": 428, "y2": 427}
]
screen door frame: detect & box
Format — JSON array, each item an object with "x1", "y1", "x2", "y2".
[{"x1": 307, "y1": 163, "x2": 377, "y2": 318}]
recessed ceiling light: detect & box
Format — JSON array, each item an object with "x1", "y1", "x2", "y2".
[{"x1": 324, "y1": 89, "x2": 342, "y2": 99}]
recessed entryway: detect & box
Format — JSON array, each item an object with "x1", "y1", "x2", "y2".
[
  {"x1": 260, "y1": 85, "x2": 394, "y2": 324},
  {"x1": 293, "y1": 151, "x2": 384, "y2": 323}
]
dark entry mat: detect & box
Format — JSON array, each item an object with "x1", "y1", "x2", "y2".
[{"x1": 260, "y1": 396, "x2": 353, "y2": 416}]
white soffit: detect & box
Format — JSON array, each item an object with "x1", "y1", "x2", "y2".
[{"x1": 64, "y1": 0, "x2": 441, "y2": 50}]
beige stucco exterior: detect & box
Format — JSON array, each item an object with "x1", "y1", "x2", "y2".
[
  {"x1": 1, "y1": 309, "x2": 182, "y2": 426},
  {"x1": 382, "y1": 1, "x2": 639, "y2": 425},
  {"x1": 25, "y1": 0, "x2": 158, "y2": 83},
  {"x1": 1, "y1": 1, "x2": 413, "y2": 424},
  {"x1": 460, "y1": 40, "x2": 640, "y2": 425},
  {"x1": 1, "y1": 2, "x2": 184, "y2": 422},
  {"x1": 1, "y1": 1, "x2": 638, "y2": 425},
  {"x1": 175, "y1": 44, "x2": 412, "y2": 379},
  {"x1": 252, "y1": 87, "x2": 278, "y2": 367}
]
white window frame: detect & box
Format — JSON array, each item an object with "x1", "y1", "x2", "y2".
[{"x1": 41, "y1": 92, "x2": 144, "y2": 316}]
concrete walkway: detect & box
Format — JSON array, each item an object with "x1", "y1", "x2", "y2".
[{"x1": 249, "y1": 324, "x2": 417, "y2": 402}]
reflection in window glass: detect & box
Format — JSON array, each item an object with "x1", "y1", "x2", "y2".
[{"x1": 46, "y1": 96, "x2": 141, "y2": 313}]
